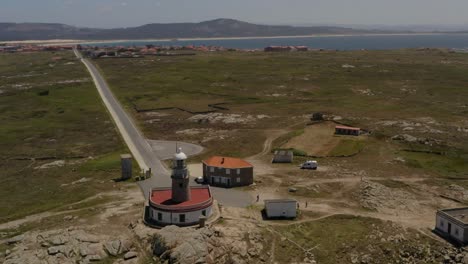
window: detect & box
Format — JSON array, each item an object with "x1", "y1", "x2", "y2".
[
  {"x1": 440, "y1": 221, "x2": 444, "y2": 227},
  {"x1": 455, "y1": 229, "x2": 459, "y2": 235},
  {"x1": 237, "y1": 177, "x2": 241, "y2": 183},
  {"x1": 157, "y1": 212, "x2": 162, "y2": 221},
  {"x1": 202, "y1": 210, "x2": 206, "y2": 216},
  {"x1": 176, "y1": 160, "x2": 184, "y2": 167},
  {"x1": 179, "y1": 183, "x2": 183, "y2": 188},
  {"x1": 237, "y1": 169, "x2": 240, "y2": 175},
  {"x1": 210, "y1": 167, "x2": 214, "y2": 173},
  {"x1": 226, "y1": 169, "x2": 230, "y2": 174},
  {"x1": 179, "y1": 214, "x2": 186, "y2": 223}
]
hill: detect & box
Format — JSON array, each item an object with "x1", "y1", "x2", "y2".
[{"x1": 0, "y1": 18, "x2": 389, "y2": 41}]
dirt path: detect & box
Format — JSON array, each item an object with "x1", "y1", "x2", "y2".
[
  {"x1": 231, "y1": 119, "x2": 453, "y2": 236},
  {"x1": 248, "y1": 129, "x2": 288, "y2": 160}
]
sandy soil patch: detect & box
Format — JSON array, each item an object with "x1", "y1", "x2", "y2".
[{"x1": 283, "y1": 122, "x2": 341, "y2": 156}]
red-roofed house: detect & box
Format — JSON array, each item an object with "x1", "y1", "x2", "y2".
[
  {"x1": 202, "y1": 156, "x2": 253, "y2": 188},
  {"x1": 335, "y1": 125, "x2": 360, "y2": 136}
]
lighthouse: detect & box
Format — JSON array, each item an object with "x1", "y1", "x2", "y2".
[
  {"x1": 147, "y1": 147, "x2": 213, "y2": 226},
  {"x1": 171, "y1": 147, "x2": 191, "y2": 203}
]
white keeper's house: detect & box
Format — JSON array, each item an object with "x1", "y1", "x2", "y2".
[{"x1": 435, "y1": 207, "x2": 468, "y2": 244}]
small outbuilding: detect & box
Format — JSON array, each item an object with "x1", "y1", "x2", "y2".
[
  {"x1": 311, "y1": 112, "x2": 324, "y2": 121},
  {"x1": 435, "y1": 208, "x2": 468, "y2": 244},
  {"x1": 335, "y1": 125, "x2": 360, "y2": 136},
  {"x1": 272, "y1": 150, "x2": 294, "y2": 163},
  {"x1": 203, "y1": 156, "x2": 253, "y2": 188},
  {"x1": 120, "y1": 154, "x2": 132, "y2": 180},
  {"x1": 264, "y1": 199, "x2": 297, "y2": 219}
]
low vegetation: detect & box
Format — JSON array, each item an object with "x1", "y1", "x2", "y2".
[
  {"x1": 95, "y1": 49, "x2": 468, "y2": 169},
  {"x1": 328, "y1": 139, "x2": 365, "y2": 157},
  {"x1": 273, "y1": 214, "x2": 445, "y2": 264},
  {"x1": 0, "y1": 51, "x2": 125, "y2": 223}
]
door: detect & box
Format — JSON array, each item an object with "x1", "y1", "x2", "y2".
[
  {"x1": 448, "y1": 223, "x2": 452, "y2": 236},
  {"x1": 227, "y1": 178, "x2": 231, "y2": 188}
]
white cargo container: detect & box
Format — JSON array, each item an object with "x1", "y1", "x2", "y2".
[{"x1": 264, "y1": 199, "x2": 297, "y2": 219}]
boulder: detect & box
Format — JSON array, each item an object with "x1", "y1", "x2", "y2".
[
  {"x1": 124, "y1": 251, "x2": 138, "y2": 260},
  {"x1": 50, "y1": 235, "x2": 68, "y2": 246},
  {"x1": 74, "y1": 233, "x2": 100, "y2": 243},
  {"x1": 6, "y1": 235, "x2": 24, "y2": 245},
  {"x1": 105, "y1": 240, "x2": 121, "y2": 256},
  {"x1": 47, "y1": 246, "x2": 73, "y2": 257},
  {"x1": 87, "y1": 254, "x2": 102, "y2": 261},
  {"x1": 48, "y1": 246, "x2": 61, "y2": 255},
  {"x1": 120, "y1": 239, "x2": 133, "y2": 254},
  {"x1": 79, "y1": 243, "x2": 106, "y2": 258}
]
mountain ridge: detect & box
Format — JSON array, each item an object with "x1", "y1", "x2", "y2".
[{"x1": 0, "y1": 18, "x2": 397, "y2": 41}]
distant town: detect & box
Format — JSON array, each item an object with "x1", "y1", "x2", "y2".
[{"x1": 0, "y1": 43, "x2": 312, "y2": 58}]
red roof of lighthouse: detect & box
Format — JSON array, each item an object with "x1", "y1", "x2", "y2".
[{"x1": 149, "y1": 186, "x2": 213, "y2": 213}]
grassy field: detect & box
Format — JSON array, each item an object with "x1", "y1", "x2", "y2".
[
  {"x1": 273, "y1": 214, "x2": 444, "y2": 264},
  {"x1": 0, "y1": 51, "x2": 125, "y2": 223},
  {"x1": 94, "y1": 50, "x2": 468, "y2": 171}
]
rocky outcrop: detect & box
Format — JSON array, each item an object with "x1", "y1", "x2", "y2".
[
  {"x1": 356, "y1": 180, "x2": 418, "y2": 212},
  {"x1": 391, "y1": 134, "x2": 442, "y2": 146},
  {"x1": 1, "y1": 228, "x2": 139, "y2": 264},
  {"x1": 152, "y1": 225, "x2": 267, "y2": 264}
]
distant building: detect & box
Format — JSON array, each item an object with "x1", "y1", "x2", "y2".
[
  {"x1": 272, "y1": 150, "x2": 294, "y2": 163},
  {"x1": 295, "y1": 46, "x2": 309, "y2": 51},
  {"x1": 335, "y1": 125, "x2": 360, "y2": 136},
  {"x1": 311, "y1": 112, "x2": 324, "y2": 121},
  {"x1": 202, "y1": 156, "x2": 253, "y2": 188},
  {"x1": 435, "y1": 208, "x2": 468, "y2": 244},
  {"x1": 148, "y1": 148, "x2": 213, "y2": 227},
  {"x1": 264, "y1": 46, "x2": 309, "y2": 52},
  {"x1": 264, "y1": 199, "x2": 297, "y2": 219},
  {"x1": 264, "y1": 46, "x2": 292, "y2": 52}
]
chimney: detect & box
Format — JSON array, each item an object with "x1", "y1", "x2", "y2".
[{"x1": 221, "y1": 157, "x2": 225, "y2": 164}]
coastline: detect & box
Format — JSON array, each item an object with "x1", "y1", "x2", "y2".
[{"x1": 3, "y1": 32, "x2": 468, "y2": 46}]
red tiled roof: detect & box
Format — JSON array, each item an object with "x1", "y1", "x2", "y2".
[
  {"x1": 203, "y1": 156, "x2": 253, "y2": 169},
  {"x1": 150, "y1": 187, "x2": 212, "y2": 212},
  {"x1": 335, "y1": 125, "x2": 360, "y2": 131}
]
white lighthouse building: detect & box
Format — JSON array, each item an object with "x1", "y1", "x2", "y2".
[{"x1": 148, "y1": 148, "x2": 213, "y2": 226}]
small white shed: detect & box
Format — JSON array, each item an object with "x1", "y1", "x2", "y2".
[
  {"x1": 272, "y1": 150, "x2": 294, "y2": 163},
  {"x1": 264, "y1": 199, "x2": 297, "y2": 219}
]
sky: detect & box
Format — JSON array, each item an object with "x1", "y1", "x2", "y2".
[{"x1": 1, "y1": 0, "x2": 468, "y2": 28}]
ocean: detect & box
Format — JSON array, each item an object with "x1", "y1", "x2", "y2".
[{"x1": 82, "y1": 33, "x2": 468, "y2": 51}]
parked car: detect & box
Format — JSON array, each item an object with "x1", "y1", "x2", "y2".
[
  {"x1": 301, "y1": 160, "x2": 318, "y2": 170},
  {"x1": 194, "y1": 176, "x2": 204, "y2": 184}
]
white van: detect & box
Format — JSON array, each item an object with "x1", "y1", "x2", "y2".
[{"x1": 301, "y1": 160, "x2": 318, "y2": 170}]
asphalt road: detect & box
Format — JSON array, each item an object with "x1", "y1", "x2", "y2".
[{"x1": 75, "y1": 49, "x2": 253, "y2": 207}]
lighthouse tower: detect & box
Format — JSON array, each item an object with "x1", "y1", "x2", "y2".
[{"x1": 171, "y1": 147, "x2": 191, "y2": 203}]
